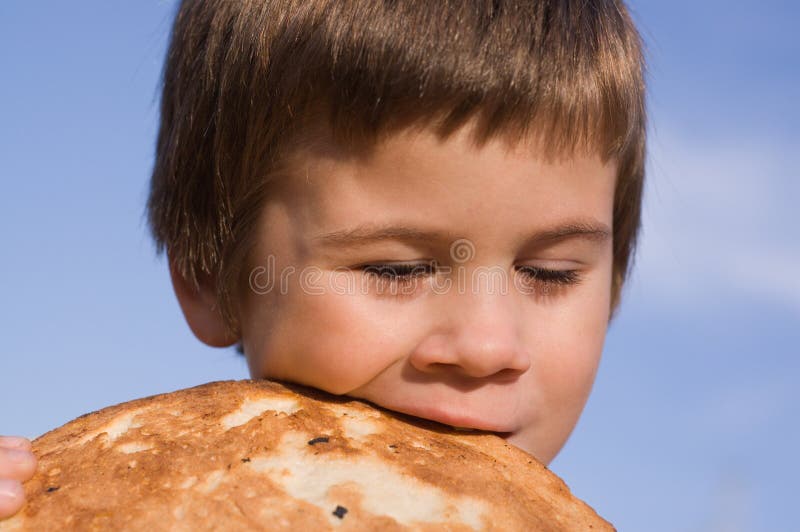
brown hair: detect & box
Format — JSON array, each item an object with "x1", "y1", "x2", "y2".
[{"x1": 146, "y1": 0, "x2": 647, "y2": 346}]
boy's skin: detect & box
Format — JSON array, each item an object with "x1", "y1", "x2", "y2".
[
  {"x1": 0, "y1": 120, "x2": 617, "y2": 519},
  {"x1": 183, "y1": 118, "x2": 616, "y2": 461}
]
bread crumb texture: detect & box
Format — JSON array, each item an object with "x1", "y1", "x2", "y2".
[{"x1": 0, "y1": 380, "x2": 614, "y2": 531}]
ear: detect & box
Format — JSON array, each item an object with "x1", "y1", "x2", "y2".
[{"x1": 169, "y1": 260, "x2": 239, "y2": 348}]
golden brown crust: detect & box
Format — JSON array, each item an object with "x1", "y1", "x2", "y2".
[{"x1": 1, "y1": 380, "x2": 614, "y2": 531}]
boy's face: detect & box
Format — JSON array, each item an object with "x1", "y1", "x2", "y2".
[{"x1": 182, "y1": 123, "x2": 616, "y2": 465}]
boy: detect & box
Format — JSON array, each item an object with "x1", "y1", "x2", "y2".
[{"x1": 0, "y1": 0, "x2": 646, "y2": 519}]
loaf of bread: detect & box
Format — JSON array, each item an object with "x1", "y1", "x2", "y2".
[{"x1": 0, "y1": 379, "x2": 613, "y2": 530}]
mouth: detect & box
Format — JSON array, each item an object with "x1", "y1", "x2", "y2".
[
  {"x1": 387, "y1": 403, "x2": 516, "y2": 436},
  {"x1": 446, "y1": 424, "x2": 514, "y2": 439}
]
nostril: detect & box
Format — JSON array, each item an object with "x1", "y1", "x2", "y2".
[
  {"x1": 409, "y1": 333, "x2": 530, "y2": 378},
  {"x1": 412, "y1": 350, "x2": 530, "y2": 380},
  {"x1": 446, "y1": 362, "x2": 528, "y2": 381},
  {"x1": 490, "y1": 368, "x2": 527, "y2": 382},
  {"x1": 412, "y1": 361, "x2": 464, "y2": 376}
]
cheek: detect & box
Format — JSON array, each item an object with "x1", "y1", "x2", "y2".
[
  {"x1": 535, "y1": 282, "x2": 610, "y2": 410},
  {"x1": 258, "y1": 287, "x2": 412, "y2": 394},
  {"x1": 538, "y1": 328, "x2": 603, "y2": 410}
]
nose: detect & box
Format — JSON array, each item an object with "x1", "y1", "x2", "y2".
[{"x1": 408, "y1": 289, "x2": 531, "y2": 380}]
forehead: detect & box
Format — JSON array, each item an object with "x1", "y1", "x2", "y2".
[{"x1": 266, "y1": 123, "x2": 617, "y2": 248}]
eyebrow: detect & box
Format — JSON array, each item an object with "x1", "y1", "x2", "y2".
[{"x1": 312, "y1": 219, "x2": 611, "y2": 248}]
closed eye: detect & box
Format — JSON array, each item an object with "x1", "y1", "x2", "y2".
[
  {"x1": 358, "y1": 263, "x2": 581, "y2": 284},
  {"x1": 514, "y1": 265, "x2": 583, "y2": 297},
  {"x1": 355, "y1": 262, "x2": 583, "y2": 298},
  {"x1": 360, "y1": 262, "x2": 435, "y2": 281},
  {"x1": 515, "y1": 266, "x2": 582, "y2": 286}
]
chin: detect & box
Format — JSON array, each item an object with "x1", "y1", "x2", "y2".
[{"x1": 503, "y1": 431, "x2": 556, "y2": 465}]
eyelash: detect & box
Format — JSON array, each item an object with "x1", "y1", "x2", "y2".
[
  {"x1": 361, "y1": 263, "x2": 433, "y2": 283},
  {"x1": 359, "y1": 263, "x2": 583, "y2": 288},
  {"x1": 514, "y1": 266, "x2": 582, "y2": 286}
]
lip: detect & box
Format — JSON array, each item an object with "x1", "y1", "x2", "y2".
[{"x1": 387, "y1": 402, "x2": 516, "y2": 435}]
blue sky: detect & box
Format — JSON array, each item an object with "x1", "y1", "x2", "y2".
[{"x1": 1, "y1": 2, "x2": 797, "y2": 530}]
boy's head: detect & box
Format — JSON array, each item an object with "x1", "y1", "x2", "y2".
[{"x1": 147, "y1": 0, "x2": 646, "y2": 463}]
